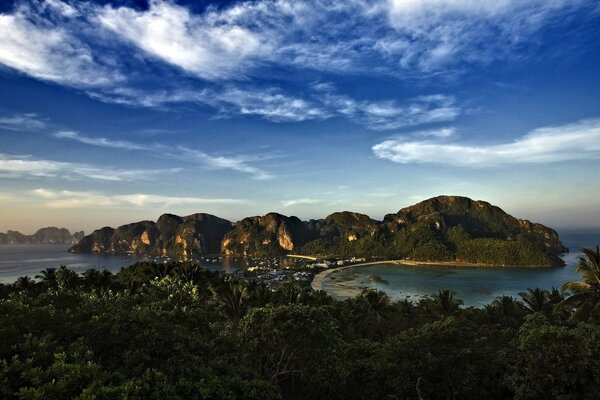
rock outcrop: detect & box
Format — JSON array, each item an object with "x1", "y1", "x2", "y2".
[
  {"x1": 221, "y1": 213, "x2": 316, "y2": 257},
  {"x1": 0, "y1": 227, "x2": 84, "y2": 245},
  {"x1": 70, "y1": 213, "x2": 232, "y2": 257}
]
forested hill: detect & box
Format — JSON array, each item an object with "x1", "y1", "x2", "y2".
[
  {"x1": 0, "y1": 227, "x2": 84, "y2": 245},
  {"x1": 71, "y1": 196, "x2": 567, "y2": 266}
]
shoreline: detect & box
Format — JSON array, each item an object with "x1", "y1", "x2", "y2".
[{"x1": 310, "y1": 259, "x2": 555, "y2": 292}]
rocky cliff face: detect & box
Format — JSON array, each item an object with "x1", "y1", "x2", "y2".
[
  {"x1": 221, "y1": 213, "x2": 316, "y2": 257},
  {"x1": 0, "y1": 227, "x2": 84, "y2": 245},
  {"x1": 221, "y1": 196, "x2": 567, "y2": 266},
  {"x1": 69, "y1": 196, "x2": 568, "y2": 266},
  {"x1": 70, "y1": 213, "x2": 232, "y2": 257}
]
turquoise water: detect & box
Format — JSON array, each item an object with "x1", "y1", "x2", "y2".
[{"x1": 322, "y1": 232, "x2": 600, "y2": 307}]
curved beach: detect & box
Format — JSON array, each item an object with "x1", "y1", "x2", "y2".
[
  {"x1": 310, "y1": 259, "x2": 551, "y2": 295},
  {"x1": 311, "y1": 260, "x2": 403, "y2": 292}
]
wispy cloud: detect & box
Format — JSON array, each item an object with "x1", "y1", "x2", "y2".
[
  {"x1": 0, "y1": 2, "x2": 121, "y2": 88},
  {"x1": 413, "y1": 127, "x2": 457, "y2": 138},
  {"x1": 0, "y1": 0, "x2": 592, "y2": 123},
  {"x1": 33, "y1": 188, "x2": 244, "y2": 209},
  {"x1": 0, "y1": 113, "x2": 47, "y2": 131},
  {"x1": 55, "y1": 130, "x2": 149, "y2": 150},
  {"x1": 0, "y1": 153, "x2": 179, "y2": 181},
  {"x1": 372, "y1": 119, "x2": 600, "y2": 166},
  {"x1": 281, "y1": 198, "x2": 321, "y2": 207},
  {"x1": 96, "y1": 0, "x2": 263, "y2": 80},
  {"x1": 54, "y1": 130, "x2": 273, "y2": 180},
  {"x1": 315, "y1": 85, "x2": 460, "y2": 130}
]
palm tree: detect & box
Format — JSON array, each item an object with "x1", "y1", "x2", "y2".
[
  {"x1": 15, "y1": 276, "x2": 35, "y2": 291},
  {"x1": 210, "y1": 278, "x2": 248, "y2": 323},
  {"x1": 35, "y1": 267, "x2": 57, "y2": 289},
  {"x1": 174, "y1": 262, "x2": 205, "y2": 285},
  {"x1": 562, "y1": 246, "x2": 600, "y2": 322},
  {"x1": 519, "y1": 288, "x2": 551, "y2": 314},
  {"x1": 247, "y1": 281, "x2": 272, "y2": 307},
  {"x1": 55, "y1": 265, "x2": 80, "y2": 290},
  {"x1": 432, "y1": 289, "x2": 463, "y2": 318},
  {"x1": 490, "y1": 295, "x2": 525, "y2": 318}
]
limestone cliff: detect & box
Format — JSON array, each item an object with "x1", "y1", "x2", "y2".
[
  {"x1": 221, "y1": 213, "x2": 315, "y2": 257},
  {"x1": 69, "y1": 213, "x2": 232, "y2": 257}
]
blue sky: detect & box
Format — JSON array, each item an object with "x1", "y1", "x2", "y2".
[{"x1": 1, "y1": 0, "x2": 600, "y2": 233}]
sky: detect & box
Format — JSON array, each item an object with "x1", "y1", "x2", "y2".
[{"x1": 1, "y1": 0, "x2": 600, "y2": 234}]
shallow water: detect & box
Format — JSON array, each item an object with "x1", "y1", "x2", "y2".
[{"x1": 321, "y1": 232, "x2": 600, "y2": 307}]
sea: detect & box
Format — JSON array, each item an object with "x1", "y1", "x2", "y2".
[
  {"x1": 1, "y1": 232, "x2": 599, "y2": 307},
  {"x1": 321, "y1": 232, "x2": 600, "y2": 307},
  {"x1": 0, "y1": 245, "x2": 242, "y2": 284}
]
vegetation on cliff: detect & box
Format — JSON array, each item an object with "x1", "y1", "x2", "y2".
[
  {"x1": 1, "y1": 247, "x2": 599, "y2": 399},
  {"x1": 71, "y1": 196, "x2": 567, "y2": 266},
  {"x1": 224, "y1": 196, "x2": 567, "y2": 266}
]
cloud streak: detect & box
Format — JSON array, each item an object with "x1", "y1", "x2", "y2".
[
  {"x1": 54, "y1": 130, "x2": 273, "y2": 180},
  {"x1": 0, "y1": 113, "x2": 47, "y2": 131},
  {"x1": 33, "y1": 188, "x2": 244, "y2": 209},
  {"x1": 281, "y1": 198, "x2": 321, "y2": 207},
  {"x1": 372, "y1": 119, "x2": 600, "y2": 166},
  {"x1": 0, "y1": 153, "x2": 179, "y2": 181}
]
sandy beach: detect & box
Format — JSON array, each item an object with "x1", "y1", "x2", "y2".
[
  {"x1": 311, "y1": 260, "x2": 404, "y2": 292},
  {"x1": 310, "y1": 258, "x2": 553, "y2": 296}
]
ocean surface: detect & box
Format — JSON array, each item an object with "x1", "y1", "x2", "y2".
[
  {"x1": 321, "y1": 232, "x2": 600, "y2": 307},
  {"x1": 0, "y1": 245, "x2": 242, "y2": 284}
]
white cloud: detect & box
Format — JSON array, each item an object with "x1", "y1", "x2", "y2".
[
  {"x1": 96, "y1": 0, "x2": 263, "y2": 80},
  {"x1": 0, "y1": 3, "x2": 121, "y2": 88},
  {"x1": 372, "y1": 119, "x2": 600, "y2": 166},
  {"x1": 0, "y1": 153, "x2": 179, "y2": 181},
  {"x1": 209, "y1": 87, "x2": 329, "y2": 122},
  {"x1": 413, "y1": 127, "x2": 456, "y2": 138},
  {"x1": 0, "y1": 0, "x2": 594, "y2": 126},
  {"x1": 316, "y1": 87, "x2": 459, "y2": 129},
  {"x1": 54, "y1": 130, "x2": 273, "y2": 180},
  {"x1": 281, "y1": 198, "x2": 321, "y2": 207},
  {"x1": 0, "y1": 113, "x2": 47, "y2": 131},
  {"x1": 55, "y1": 130, "x2": 149, "y2": 150},
  {"x1": 382, "y1": 0, "x2": 594, "y2": 71},
  {"x1": 175, "y1": 146, "x2": 273, "y2": 180},
  {"x1": 32, "y1": 188, "x2": 244, "y2": 209}
]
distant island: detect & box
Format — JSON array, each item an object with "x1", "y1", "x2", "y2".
[
  {"x1": 0, "y1": 227, "x2": 84, "y2": 245},
  {"x1": 70, "y1": 196, "x2": 567, "y2": 267}
]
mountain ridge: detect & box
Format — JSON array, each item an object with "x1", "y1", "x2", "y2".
[{"x1": 70, "y1": 196, "x2": 568, "y2": 266}]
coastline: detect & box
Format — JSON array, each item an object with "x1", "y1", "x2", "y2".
[{"x1": 310, "y1": 259, "x2": 555, "y2": 292}]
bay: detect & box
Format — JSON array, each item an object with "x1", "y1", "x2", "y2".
[{"x1": 321, "y1": 232, "x2": 600, "y2": 307}]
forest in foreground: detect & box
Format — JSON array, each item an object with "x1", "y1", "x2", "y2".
[{"x1": 1, "y1": 247, "x2": 600, "y2": 400}]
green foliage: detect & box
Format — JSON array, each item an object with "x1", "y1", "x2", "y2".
[
  {"x1": 457, "y1": 238, "x2": 559, "y2": 266},
  {"x1": 507, "y1": 314, "x2": 600, "y2": 400},
  {"x1": 1, "y1": 254, "x2": 599, "y2": 399}
]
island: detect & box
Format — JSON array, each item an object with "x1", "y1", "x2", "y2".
[
  {"x1": 70, "y1": 196, "x2": 567, "y2": 267},
  {"x1": 0, "y1": 227, "x2": 84, "y2": 245}
]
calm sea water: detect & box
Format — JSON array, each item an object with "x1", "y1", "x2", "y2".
[
  {"x1": 2, "y1": 233, "x2": 599, "y2": 306},
  {"x1": 322, "y1": 232, "x2": 600, "y2": 307},
  {"x1": 0, "y1": 245, "x2": 242, "y2": 284}
]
